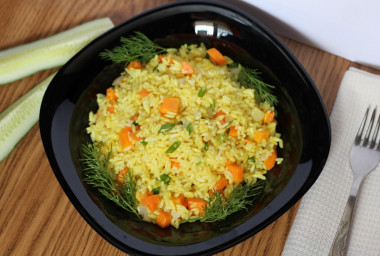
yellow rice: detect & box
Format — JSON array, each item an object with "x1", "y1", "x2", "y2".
[{"x1": 86, "y1": 43, "x2": 282, "y2": 228}]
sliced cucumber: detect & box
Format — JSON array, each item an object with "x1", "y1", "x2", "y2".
[
  {"x1": 0, "y1": 17, "x2": 114, "y2": 85},
  {"x1": 0, "y1": 73, "x2": 55, "y2": 161}
]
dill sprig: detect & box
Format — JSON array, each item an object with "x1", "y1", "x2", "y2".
[
  {"x1": 182, "y1": 180, "x2": 265, "y2": 223},
  {"x1": 81, "y1": 143, "x2": 140, "y2": 219},
  {"x1": 99, "y1": 31, "x2": 167, "y2": 64},
  {"x1": 238, "y1": 65, "x2": 278, "y2": 106}
]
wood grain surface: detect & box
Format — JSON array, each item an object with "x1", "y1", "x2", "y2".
[{"x1": 1, "y1": 1, "x2": 379, "y2": 256}]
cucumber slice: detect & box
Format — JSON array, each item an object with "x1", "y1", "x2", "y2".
[
  {"x1": 0, "y1": 73, "x2": 55, "y2": 161},
  {"x1": 0, "y1": 17, "x2": 114, "y2": 85}
]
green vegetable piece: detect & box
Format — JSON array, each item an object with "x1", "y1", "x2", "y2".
[
  {"x1": 152, "y1": 187, "x2": 160, "y2": 194},
  {"x1": 158, "y1": 123, "x2": 175, "y2": 133},
  {"x1": 132, "y1": 121, "x2": 139, "y2": 126},
  {"x1": 165, "y1": 141, "x2": 181, "y2": 153},
  {"x1": 209, "y1": 100, "x2": 216, "y2": 111},
  {"x1": 140, "y1": 140, "x2": 148, "y2": 146},
  {"x1": 198, "y1": 86, "x2": 207, "y2": 97},
  {"x1": 217, "y1": 134, "x2": 228, "y2": 143},
  {"x1": 203, "y1": 141, "x2": 209, "y2": 151},
  {"x1": 248, "y1": 156, "x2": 256, "y2": 163},
  {"x1": 160, "y1": 174, "x2": 171, "y2": 185},
  {"x1": 186, "y1": 123, "x2": 193, "y2": 135},
  {"x1": 227, "y1": 62, "x2": 239, "y2": 68}
]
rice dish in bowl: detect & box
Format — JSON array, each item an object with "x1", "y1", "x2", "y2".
[{"x1": 84, "y1": 42, "x2": 282, "y2": 229}]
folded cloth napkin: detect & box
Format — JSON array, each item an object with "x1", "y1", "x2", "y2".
[{"x1": 282, "y1": 67, "x2": 380, "y2": 256}]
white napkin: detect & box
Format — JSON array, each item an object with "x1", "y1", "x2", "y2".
[{"x1": 282, "y1": 67, "x2": 380, "y2": 256}]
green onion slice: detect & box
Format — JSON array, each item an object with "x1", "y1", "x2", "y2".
[
  {"x1": 186, "y1": 123, "x2": 193, "y2": 134},
  {"x1": 158, "y1": 123, "x2": 175, "y2": 133},
  {"x1": 204, "y1": 141, "x2": 209, "y2": 151},
  {"x1": 198, "y1": 86, "x2": 207, "y2": 97},
  {"x1": 165, "y1": 141, "x2": 181, "y2": 153},
  {"x1": 152, "y1": 187, "x2": 160, "y2": 194}
]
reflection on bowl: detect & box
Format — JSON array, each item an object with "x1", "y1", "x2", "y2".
[{"x1": 40, "y1": 1, "x2": 331, "y2": 255}]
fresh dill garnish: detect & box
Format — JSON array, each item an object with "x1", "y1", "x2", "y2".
[
  {"x1": 182, "y1": 180, "x2": 265, "y2": 223},
  {"x1": 99, "y1": 31, "x2": 167, "y2": 64},
  {"x1": 237, "y1": 64, "x2": 278, "y2": 106},
  {"x1": 80, "y1": 143, "x2": 140, "y2": 218}
]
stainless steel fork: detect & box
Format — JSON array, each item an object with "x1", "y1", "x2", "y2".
[{"x1": 329, "y1": 106, "x2": 380, "y2": 256}]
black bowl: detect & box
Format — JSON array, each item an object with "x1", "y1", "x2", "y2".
[{"x1": 40, "y1": 1, "x2": 331, "y2": 255}]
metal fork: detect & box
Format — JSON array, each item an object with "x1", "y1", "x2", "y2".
[{"x1": 329, "y1": 106, "x2": 380, "y2": 256}]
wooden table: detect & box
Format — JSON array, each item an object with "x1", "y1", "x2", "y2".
[{"x1": 1, "y1": 0, "x2": 379, "y2": 255}]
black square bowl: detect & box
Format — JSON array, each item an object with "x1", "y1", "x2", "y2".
[{"x1": 39, "y1": 1, "x2": 331, "y2": 255}]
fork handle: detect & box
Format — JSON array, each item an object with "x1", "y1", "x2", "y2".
[
  {"x1": 329, "y1": 175, "x2": 364, "y2": 256},
  {"x1": 329, "y1": 195, "x2": 357, "y2": 256}
]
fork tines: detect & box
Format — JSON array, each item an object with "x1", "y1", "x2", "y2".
[{"x1": 355, "y1": 106, "x2": 380, "y2": 149}]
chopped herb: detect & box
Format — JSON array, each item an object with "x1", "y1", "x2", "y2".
[
  {"x1": 179, "y1": 121, "x2": 183, "y2": 125},
  {"x1": 227, "y1": 62, "x2": 239, "y2": 68},
  {"x1": 160, "y1": 174, "x2": 171, "y2": 185},
  {"x1": 166, "y1": 141, "x2": 181, "y2": 153},
  {"x1": 186, "y1": 123, "x2": 193, "y2": 134},
  {"x1": 99, "y1": 31, "x2": 167, "y2": 64},
  {"x1": 217, "y1": 134, "x2": 228, "y2": 143},
  {"x1": 196, "y1": 161, "x2": 202, "y2": 165},
  {"x1": 158, "y1": 123, "x2": 176, "y2": 133},
  {"x1": 226, "y1": 128, "x2": 231, "y2": 134},
  {"x1": 248, "y1": 156, "x2": 256, "y2": 163},
  {"x1": 140, "y1": 140, "x2": 148, "y2": 146},
  {"x1": 205, "y1": 52, "x2": 210, "y2": 59},
  {"x1": 152, "y1": 64, "x2": 159, "y2": 72},
  {"x1": 152, "y1": 187, "x2": 160, "y2": 194},
  {"x1": 198, "y1": 86, "x2": 207, "y2": 97},
  {"x1": 209, "y1": 100, "x2": 216, "y2": 111},
  {"x1": 132, "y1": 121, "x2": 139, "y2": 126},
  {"x1": 238, "y1": 64, "x2": 278, "y2": 106},
  {"x1": 203, "y1": 141, "x2": 209, "y2": 151}
]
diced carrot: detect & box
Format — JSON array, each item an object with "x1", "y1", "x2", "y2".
[
  {"x1": 119, "y1": 127, "x2": 132, "y2": 149},
  {"x1": 158, "y1": 55, "x2": 174, "y2": 66},
  {"x1": 160, "y1": 97, "x2": 180, "y2": 115},
  {"x1": 264, "y1": 149, "x2": 277, "y2": 170},
  {"x1": 181, "y1": 61, "x2": 194, "y2": 75},
  {"x1": 127, "y1": 60, "x2": 142, "y2": 70},
  {"x1": 213, "y1": 177, "x2": 229, "y2": 192},
  {"x1": 116, "y1": 168, "x2": 128, "y2": 184},
  {"x1": 227, "y1": 164, "x2": 244, "y2": 184},
  {"x1": 228, "y1": 126, "x2": 238, "y2": 137},
  {"x1": 141, "y1": 195, "x2": 161, "y2": 213},
  {"x1": 156, "y1": 210, "x2": 172, "y2": 228},
  {"x1": 253, "y1": 130, "x2": 270, "y2": 143},
  {"x1": 213, "y1": 110, "x2": 226, "y2": 124},
  {"x1": 129, "y1": 131, "x2": 143, "y2": 141},
  {"x1": 244, "y1": 138, "x2": 253, "y2": 143},
  {"x1": 207, "y1": 48, "x2": 227, "y2": 65},
  {"x1": 187, "y1": 198, "x2": 207, "y2": 215},
  {"x1": 107, "y1": 104, "x2": 114, "y2": 113},
  {"x1": 173, "y1": 194, "x2": 187, "y2": 208},
  {"x1": 106, "y1": 88, "x2": 118, "y2": 100},
  {"x1": 264, "y1": 111, "x2": 275, "y2": 124},
  {"x1": 139, "y1": 89, "x2": 150, "y2": 98},
  {"x1": 138, "y1": 189, "x2": 150, "y2": 201},
  {"x1": 224, "y1": 158, "x2": 233, "y2": 166},
  {"x1": 171, "y1": 161, "x2": 181, "y2": 169}
]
